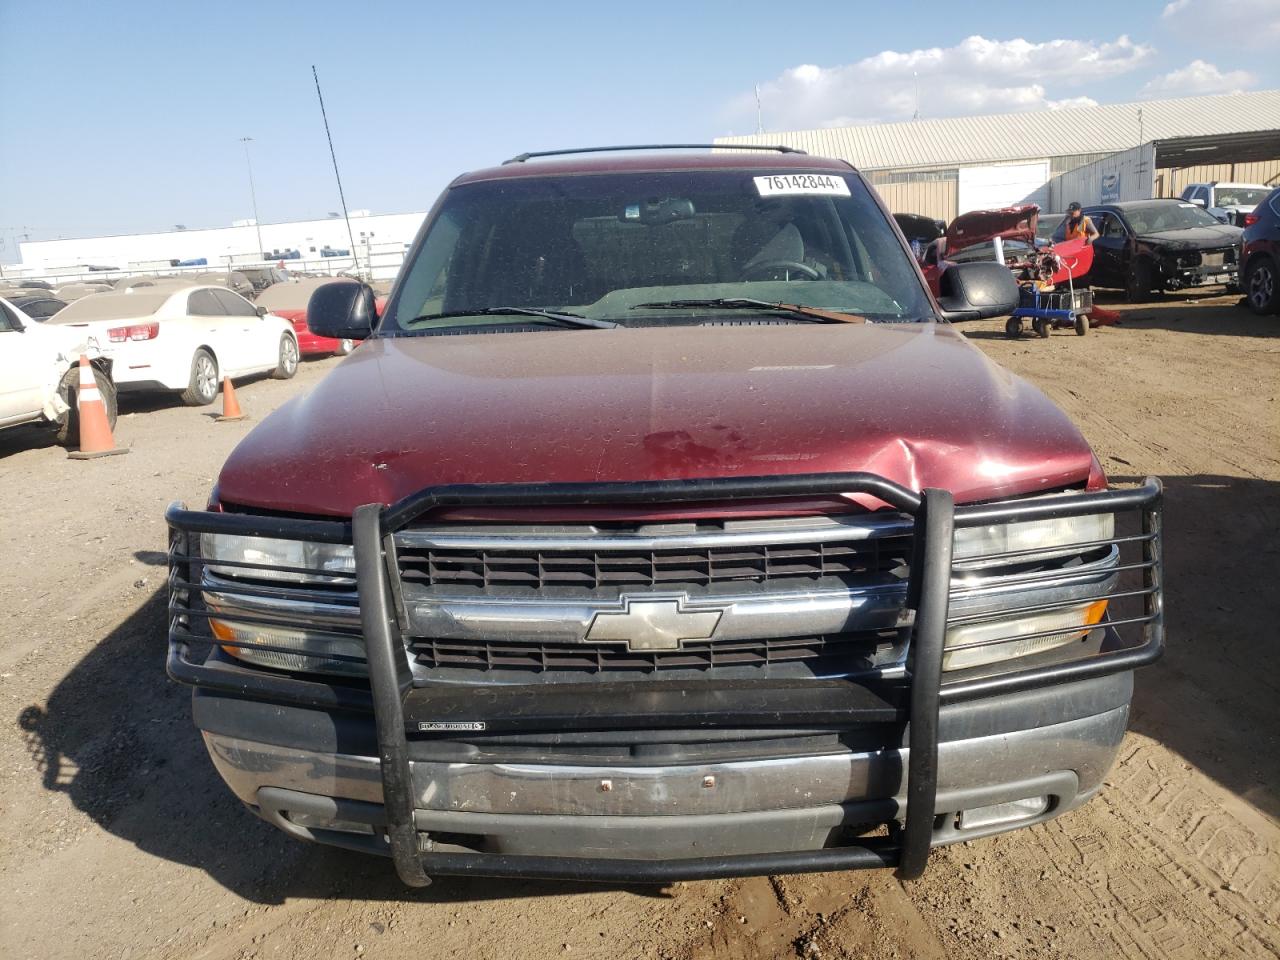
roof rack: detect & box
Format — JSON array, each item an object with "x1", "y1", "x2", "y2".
[{"x1": 502, "y1": 143, "x2": 807, "y2": 165}]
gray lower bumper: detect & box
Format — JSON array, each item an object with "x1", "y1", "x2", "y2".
[{"x1": 197, "y1": 673, "x2": 1131, "y2": 861}]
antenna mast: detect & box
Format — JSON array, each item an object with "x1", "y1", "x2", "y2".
[{"x1": 312, "y1": 65, "x2": 361, "y2": 277}]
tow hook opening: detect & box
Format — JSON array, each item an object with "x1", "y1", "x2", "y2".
[{"x1": 954, "y1": 795, "x2": 1051, "y2": 831}]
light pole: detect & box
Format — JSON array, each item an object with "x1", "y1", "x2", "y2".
[{"x1": 239, "y1": 137, "x2": 265, "y2": 261}]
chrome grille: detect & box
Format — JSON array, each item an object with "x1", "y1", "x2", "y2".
[
  {"x1": 391, "y1": 515, "x2": 916, "y2": 676},
  {"x1": 394, "y1": 521, "x2": 913, "y2": 594},
  {"x1": 410, "y1": 629, "x2": 900, "y2": 673}
]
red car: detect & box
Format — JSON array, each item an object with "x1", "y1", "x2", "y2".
[
  {"x1": 255, "y1": 277, "x2": 359, "y2": 356},
  {"x1": 915, "y1": 204, "x2": 1092, "y2": 297},
  {"x1": 166, "y1": 146, "x2": 1163, "y2": 887}
]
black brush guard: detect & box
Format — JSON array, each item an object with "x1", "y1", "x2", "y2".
[{"x1": 166, "y1": 472, "x2": 1164, "y2": 886}]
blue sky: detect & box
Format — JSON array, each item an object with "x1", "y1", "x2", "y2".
[{"x1": 1, "y1": 0, "x2": 1276, "y2": 255}]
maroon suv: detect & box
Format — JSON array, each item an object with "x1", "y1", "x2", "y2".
[{"x1": 166, "y1": 146, "x2": 1164, "y2": 887}]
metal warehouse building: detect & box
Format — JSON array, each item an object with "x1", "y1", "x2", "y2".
[{"x1": 716, "y1": 90, "x2": 1280, "y2": 221}]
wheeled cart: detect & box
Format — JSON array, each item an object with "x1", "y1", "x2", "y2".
[{"x1": 1005, "y1": 286, "x2": 1095, "y2": 339}]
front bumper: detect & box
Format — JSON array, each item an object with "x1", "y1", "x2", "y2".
[
  {"x1": 168, "y1": 473, "x2": 1164, "y2": 885},
  {"x1": 1160, "y1": 260, "x2": 1239, "y2": 289},
  {"x1": 196, "y1": 671, "x2": 1131, "y2": 862}
]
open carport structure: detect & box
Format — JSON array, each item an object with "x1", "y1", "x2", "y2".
[{"x1": 1048, "y1": 122, "x2": 1280, "y2": 209}]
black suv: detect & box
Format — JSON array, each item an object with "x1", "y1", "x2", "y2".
[{"x1": 1053, "y1": 200, "x2": 1244, "y2": 301}]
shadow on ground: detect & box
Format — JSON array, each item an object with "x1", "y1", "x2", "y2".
[
  {"x1": 960, "y1": 289, "x2": 1276, "y2": 340},
  {"x1": 0, "y1": 422, "x2": 59, "y2": 458},
  {"x1": 1118, "y1": 472, "x2": 1279, "y2": 819},
  {"x1": 15, "y1": 588, "x2": 669, "y2": 904}
]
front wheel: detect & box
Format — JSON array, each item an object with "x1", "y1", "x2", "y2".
[
  {"x1": 1004, "y1": 317, "x2": 1023, "y2": 339},
  {"x1": 1126, "y1": 259, "x2": 1154, "y2": 303},
  {"x1": 56, "y1": 363, "x2": 117, "y2": 446},
  {"x1": 272, "y1": 335, "x2": 299, "y2": 379},
  {"x1": 1244, "y1": 256, "x2": 1279, "y2": 315},
  {"x1": 1074, "y1": 313, "x2": 1088, "y2": 336},
  {"x1": 1033, "y1": 317, "x2": 1050, "y2": 338},
  {"x1": 181, "y1": 348, "x2": 219, "y2": 406}
]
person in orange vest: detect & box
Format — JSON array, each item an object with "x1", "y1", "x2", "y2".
[{"x1": 1064, "y1": 202, "x2": 1100, "y2": 244}]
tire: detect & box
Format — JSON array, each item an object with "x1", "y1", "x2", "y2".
[
  {"x1": 1004, "y1": 317, "x2": 1023, "y2": 339},
  {"x1": 181, "y1": 348, "x2": 219, "y2": 406},
  {"x1": 272, "y1": 335, "x2": 299, "y2": 379},
  {"x1": 56, "y1": 363, "x2": 117, "y2": 447},
  {"x1": 1126, "y1": 259, "x2": 1154, "y2": 303},
  {"x1": 336, "y1": 338, "x2": 355, "y2": 356},
  {"x1": 1075, "y1": 313, "x2": 1088, "y2": 336},
  {"x1": 1033, "y1": 318, "x2": 1050, "y2": 338},
  {"x1": 1244, "y1": 255, "x2": 1279, "y2": 315}
]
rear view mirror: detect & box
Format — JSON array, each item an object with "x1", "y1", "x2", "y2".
[
  {"x1": 620, "y1": 197, "x2": 695, "y2": 225},
  {"x1": 1188, "y1": 197, "x2": 1206, "y2": 206},
  {"x1": 307, "y1": 282, "x2": 377, "y2": 340},
  {"x1": 936, "y1": 261, "x2": 1020, "y2": 323},
  {"x1": 255, "y1": 305, "x2": 268, "y2": 317}
]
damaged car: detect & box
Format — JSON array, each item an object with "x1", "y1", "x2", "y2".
[
  {"x1": 1053, "y1": 200, "x2": 1244, "y2": 301},
  {"x1": 0, "y1": 295, "x2": 117, "y2": 444}
]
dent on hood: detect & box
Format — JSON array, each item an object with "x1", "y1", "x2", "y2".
[{"x1": 213, "y1": 325, "x2": 1097, "y2": 517}]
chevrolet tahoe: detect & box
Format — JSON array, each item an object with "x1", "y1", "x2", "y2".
[{"x1": 166, "y1": 146, "x2": 1164, "y2": 886}]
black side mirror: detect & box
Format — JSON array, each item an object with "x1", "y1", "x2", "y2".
[
  {"x1": 255, "y1": 305, "x2": 268, "y2": 317},
  {"x1": 307, "y1": 281, "x2": 376, "y2": 340},
  {"x1": 936, "y1": 261, "x2": 1020, "y2": 323}
]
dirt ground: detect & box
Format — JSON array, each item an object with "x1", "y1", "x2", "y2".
[{"x1": 1, "y1": 290, "x2": 1277, "y2": 960}]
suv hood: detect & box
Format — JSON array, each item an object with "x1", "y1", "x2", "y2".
[
  {"x1": 216, "y1": 324, "x2": 1097, "y2": 517},
  {"x1": 1138, "y1": 224, "x2": 1244, "y2": 248}
]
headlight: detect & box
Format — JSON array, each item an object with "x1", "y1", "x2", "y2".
[
  {"x1": 200, "y1": 533, "x2": 355, "y2": 584},
  {"x1": 946, "y1": 510, "x2": 1116, "y2": 670},
  {"x1": 207, "y1": 615, "x2": 367, "y2": 677},
  {"x1": 944, "y1": 599, "x2": 1108, "y2": 671},
  {"x1": 200, "y1": 533, "x2": 362, "y2": 676},
  {"x1": 953, "y1": 512, "x2": 1114, "y2": 568}
]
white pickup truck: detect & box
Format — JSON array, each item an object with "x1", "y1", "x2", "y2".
[{"x1": 0, "y1": 296, "x2": 117, "y2": 445}]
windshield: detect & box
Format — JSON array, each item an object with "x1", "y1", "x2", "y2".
[
  {"x1": 1213, "y1": 186, "x2": 1268, "y2": 208},
  {"x1": 1123, "y1": 202, "x2": 1223, "y2": 234},
  {"x1": 390, "y1": 169, "x2": 932, "y2": 332}
]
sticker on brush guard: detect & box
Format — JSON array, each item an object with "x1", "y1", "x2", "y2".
[{"x1": 754, "y1": 174, "x2": 851, "y2": 197}]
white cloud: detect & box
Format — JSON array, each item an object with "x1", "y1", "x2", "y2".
[
  {"x1": 725, "y1": 35, "x2": 1152, "y2": 131},
  {"x1": 1161, "y1": 0, "x2": 1280, "y2": 42},
  {"x1": 1138, "y1": 59, "x2": 1257, "y2": 99},
  {"x1": 1046, "y1": 96, "x2": 1102, "y2": 110}
]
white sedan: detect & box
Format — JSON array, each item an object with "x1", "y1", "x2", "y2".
[{"x1": 47, "y1": 285, "x2": 299, "y2": 405}]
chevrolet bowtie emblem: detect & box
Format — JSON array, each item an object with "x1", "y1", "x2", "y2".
[{"x1": 586, "y1": 597, "x2": 724, "y2": 651}]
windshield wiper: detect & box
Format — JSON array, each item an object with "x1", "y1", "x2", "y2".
[
  {"x1": 630, "y1": 298, "x2": 865, "y2": 324},
  {"x1": 410, "y1": 307, "x2": 618, "y2": 329}
]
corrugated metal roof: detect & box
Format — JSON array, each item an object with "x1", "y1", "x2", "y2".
[{"x1": 715, "y1": 90, "x2": 1280, "y2": 171}]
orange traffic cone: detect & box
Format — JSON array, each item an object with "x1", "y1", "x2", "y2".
[
  {"x1": 68, "y1": 355, "x2": 128, "y2": 459},
  {"x1": 215, "y1": 377, "x2": 248, "y2": 422}
]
